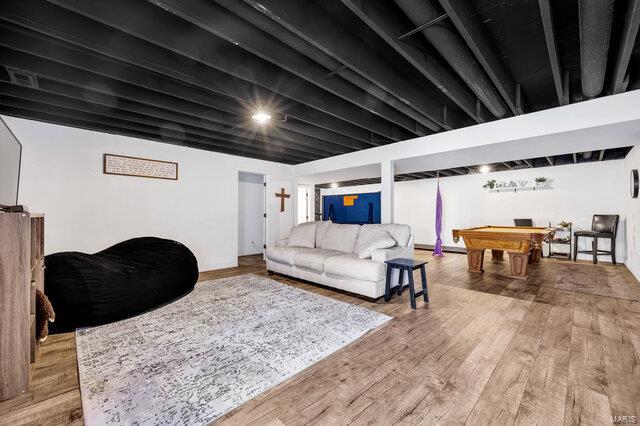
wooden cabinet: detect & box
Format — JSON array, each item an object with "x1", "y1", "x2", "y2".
[{"x1": 0, "y1": 212, "x2": 44, "y2": 401}]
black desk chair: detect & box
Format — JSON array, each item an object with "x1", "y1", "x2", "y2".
[
  {"x1": 573, "y1": 215, "x2": 619, "y2": 264},
  {"x1": 514, "y1": 219, "x2": 534, "y2": 227}
]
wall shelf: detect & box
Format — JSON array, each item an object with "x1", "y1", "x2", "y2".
[{"x1": 486, "y1": 185, "x2": 552, "y2": 193}]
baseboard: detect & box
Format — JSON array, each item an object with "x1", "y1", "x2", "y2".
[
  {"x1": 198, "y1": 259, "x2": 237, "y2": 272},
  {"x1": 414, "y1": 244, "x2": 625, "y2": 264},
  {"x1": 415, "y1": 243, "x2": 467, "y2": 254}
]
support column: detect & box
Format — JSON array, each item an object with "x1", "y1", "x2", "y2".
[{"x1": 381, "y1": 159, "x2": 394, "y2": 224}]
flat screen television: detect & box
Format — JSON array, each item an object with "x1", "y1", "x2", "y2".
[{"x1": 0, "y1": 117, "x2": 22, "y2": 207}]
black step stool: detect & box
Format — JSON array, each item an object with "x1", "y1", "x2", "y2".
[{"x1": 384, "y1": 258, "x2": 429, "y2": 309}]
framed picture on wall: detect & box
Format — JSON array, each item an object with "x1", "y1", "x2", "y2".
[{"x1": 103, "y1": 154, "x2": 178, "y2": 180}]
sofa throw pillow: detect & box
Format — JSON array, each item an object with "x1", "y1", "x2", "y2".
[
  {"x1": 315, "y1": 220, "x2": 332, "y2": 248},
  {"x1": 320, "y1": 223, "x2": 361, "y2": 253},
  {"x1": 381, "y1": 224, "x2": 412, "y2": 247},
  {"x1": 357, "y1": 231, "x2": 397, "y2": 259},
  {"x1": 354, "y1": 224, "x2": 385, "y2": 253},
  {"x1": 287, "y1": 222, "x2": 317, "y2": 248}
]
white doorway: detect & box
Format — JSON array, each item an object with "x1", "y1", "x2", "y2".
[
  {"x1": 297, "y1": 185, "x2": 310, "y2": 224},
  {"x1": 238, "y1": 172, "x2": 266, "y2": 258}
]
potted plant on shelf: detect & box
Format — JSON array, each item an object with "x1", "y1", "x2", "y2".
[
  {"x1": 558, "y1": 220, "x2": 571, "y2": 229},
  {"x1": 535, "y1": 176, "x2": 547, "y2": 187},
  {"x1": 483, "y1": 179, "x2": 497, "y2": 190}
]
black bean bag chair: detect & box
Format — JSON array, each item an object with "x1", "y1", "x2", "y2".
[{"x1": 45, "y1": 237, "x2": 198, "y2": 333}]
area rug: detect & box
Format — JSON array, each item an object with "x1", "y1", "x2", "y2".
[
  {"x1": 75, "y1": 274, "x2": 391, "y2": 425},
  {"x1": 554, "y1": 264, "x2": 639, "y2": 301}
]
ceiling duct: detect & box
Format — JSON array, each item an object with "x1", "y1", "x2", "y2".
[
  {"x1": 5, "y1": 67, "x2": 38, "y2": 89},
  {"x1": 579, "y1": 0, "x2": 615, "y2": 97},
  {"x1": 394, "y1": 0, "x2": 507, "y2": 118}
]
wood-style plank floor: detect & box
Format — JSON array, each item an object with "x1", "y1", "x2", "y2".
[{"x1": 1, "y1": 251, "x2": 639, "y2": 425}]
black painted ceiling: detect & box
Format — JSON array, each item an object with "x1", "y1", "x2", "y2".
[{"x1": 0, "y1": 0, "x2": 638, "y2": 164}]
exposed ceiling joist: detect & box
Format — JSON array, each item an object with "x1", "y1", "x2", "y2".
[
  {"x1": 1, "y1": 105, "x2": 305, "y2": 164},
  {"x1": 0, "y1": 0, "x2": 378, "y2": 146},
  {"x1": 0, "y1": 27, "x2": 373, "y2": 152},
  {"x1": 0, "y1": 83, "x2": 323, "y2": 162},
  {"x1": 145, "y1": 0, "x2": 418, "y2": 141},
  {"x1": 0, "y1": 0, "x2": 635, "y2": 165},
  {"x1": 538, "y1": 0, "x2": 564, "y2": 106},
  {"x1": 599, "y1": 149, "x2": 606, "y2": 161},
  {"x1": 0, "y1": 48, "x2": 353, "y2": 157},
  {"x1": 394, "y1": 0, "x2": 508, "y2": 118},
  {"x1": 239, "y1": 0, "x2": 470, "y2": 130},
  {"x1": 563, "y1": 70, "x2": 571, "y2": 105},
  {"x1": 46, "y1": 0, "x2": 405, "y2": 143},
  {"x1": 438, "y1": 0, "x2": 522, "y2": 115},
  {"x1": 339, "y1": 0, "x2": 491, "y2": 123},
  {"x1": 546, "y1": 156, "x2": 554, "y2": 166},
  {"x1": 523, "y1": 159, "x2": 534, "y2": 168},
  {"x1": 211, "y1": 0, "x2": 436, "y2": 136},
  {"x1": 612, "y1": 0, "x2": 640, "y2": 94}
]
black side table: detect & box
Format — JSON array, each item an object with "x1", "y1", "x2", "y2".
[{"x1": 384, "y1": 258, "x2": 429, "y2": 309}]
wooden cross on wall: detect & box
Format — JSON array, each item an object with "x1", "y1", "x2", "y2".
[{"x1": 275, "y1": 187, "x2": 290, "y2": 212}]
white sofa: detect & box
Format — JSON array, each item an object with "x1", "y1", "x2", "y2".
[{"x1": 266, "y1": 222, "x2": 414, "y2": 299}]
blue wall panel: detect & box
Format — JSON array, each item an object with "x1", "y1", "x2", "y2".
[{"x1": 322, "y1": 192, "x2": 381, "y2": 224}]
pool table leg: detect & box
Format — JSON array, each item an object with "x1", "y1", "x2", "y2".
[
  {"x1": 467, "y1": 249, "x2": 485, "y2": 273},
  {"x1": 509, "y1": 252, "x2": 529, "y2": 279},
  {"x1": 529, "y1": 248, "x2": 542, "y2": 264},
  {"x1": 491, "y1": 249, "x2": 504, "y2": 261}
]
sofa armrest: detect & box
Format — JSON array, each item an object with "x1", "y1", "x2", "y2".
[
  {"x1": 371, "y1": 245, "x2": 413, "y2": 263},
  {"x1": 275, "y1": 238, "x2": 289, "y2": 247}
]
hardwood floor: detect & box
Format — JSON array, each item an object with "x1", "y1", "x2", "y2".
[{"x1": 1, "y1": 251, "x2": 639, "y2": 425}]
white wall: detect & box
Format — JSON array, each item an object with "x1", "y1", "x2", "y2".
[
  {"x1": 5, "y1": 116, "x2": 294, "y2": 271},
  {"x1": 624, "y1": 146, "x2": 640, "y2": 279},
  {"x1": 238, "y1": 172, "x2": 264, "y2": 256},
  {"x1": 320, "y1": 184, "x2": 382, "y2": 197},
  {"x1": 0, "y1": 118, "x2": 21, "y2": 205},
  {"x1": 395, "y1": 162, "x2": 627, "y2": 261},
  {"x1": 329, "y1": 162, "x2": 627, "y2": 262}
]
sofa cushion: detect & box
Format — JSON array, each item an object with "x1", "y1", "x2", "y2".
[
  {"x1": 267, "y1": 246, "x2": 313, "y2": 266},
  {"x1": 287, "y1": 222, "x2": 317, "y2": 248},
  {"x1": 293, "y1": 249, "x2": 341, "y2": 272},
  {"x1": 357, "y1": 231, "x2": 397, "y2": 259},
  {"x1": 320, "y1": 223, "x2": 361, "y2": 253},
  {"x1": 378, "y1": 224, "x2": 412, "y2": 247},
  {"x1": 315, "y1": 220, "x2": 332, "y2": 248},
  {"x1": 324, "y1": 253, "x2": 386, "y2": 282}
]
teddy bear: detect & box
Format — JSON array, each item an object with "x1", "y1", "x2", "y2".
[{"x1": 35, "y1": 289, "x2": 55, "y2": 342}]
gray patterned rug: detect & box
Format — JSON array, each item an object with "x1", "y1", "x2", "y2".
[{"x1": 76, "y1": 274, "x2": 391, "y2": 425}]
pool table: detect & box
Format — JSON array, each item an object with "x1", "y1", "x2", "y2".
[{"x1": 452, "y1": 226, "x2": 555, "y2": 279}]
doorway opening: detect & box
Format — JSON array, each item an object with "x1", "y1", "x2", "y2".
[
  {"x1": 238, "y1": 172, "x2": 266, "y2": 263},
  {"x1": 297, "y1": 185, "x2": 310, "y2": 224}
]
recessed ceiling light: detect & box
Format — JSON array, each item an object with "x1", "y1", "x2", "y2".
[
  {"x1": 331, "y1": 183, "x2": 338, "y2": 188},
  {"x1": 479, "y1": 165, "x2": 491, "y2": 173},
  {"x1": 252, "y1": 111, "x2": 271, "y2": 125}
]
